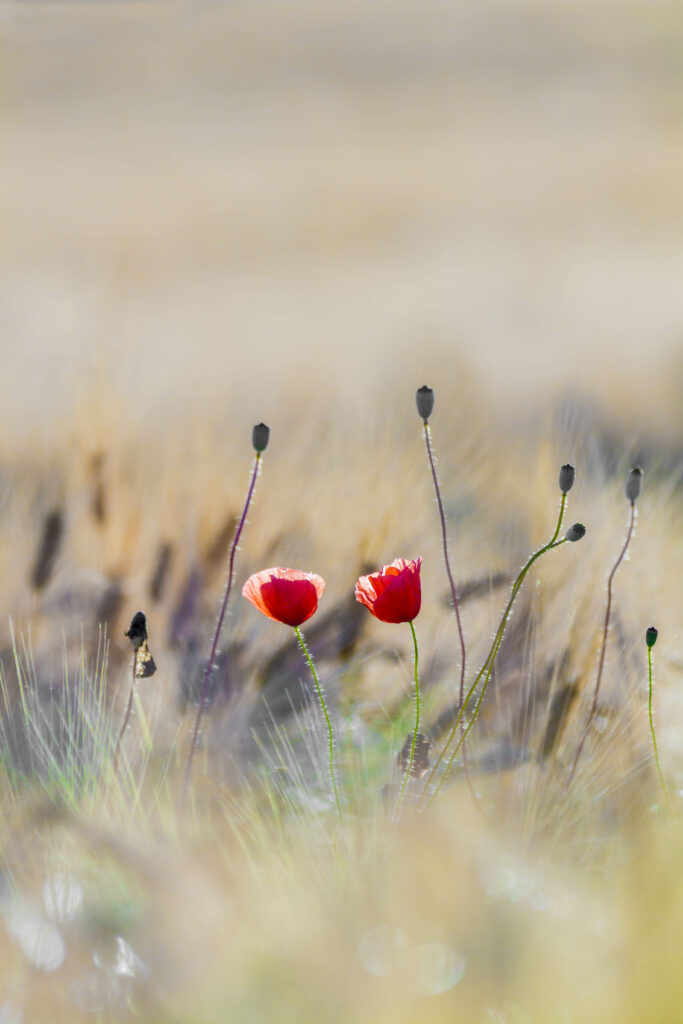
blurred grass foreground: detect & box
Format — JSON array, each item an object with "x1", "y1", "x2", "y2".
[{"x1": 0, "y1": 1, "x2": 682, "y2": 1022}]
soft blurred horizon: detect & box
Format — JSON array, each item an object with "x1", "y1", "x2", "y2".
[{"x1": 1, "y1": 0, "x2": 682, "y2": 443}]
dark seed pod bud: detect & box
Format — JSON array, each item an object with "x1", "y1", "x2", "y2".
[
  {"x1": 125, "y1": 611, "x2": 148, "y2": 649},
  {"x1": 565, "y1": 523, "x2": 586, "y2": 542},
  {"x1": 415, "y1": 385, "x2": 435, "y2": 422},
  {"x1": 252, "y1": 423, "x2": 270, "y2": 453},
  {"x1": 625, "y1": 466, "x2": 642, "y2": 503},
  {"x1": 559, "y1": 464, "x2": 575, "y2": 494},
  {"x1": 646, "y1": 626, "x2": 658, "y2": 649}
]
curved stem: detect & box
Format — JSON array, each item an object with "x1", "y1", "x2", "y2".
[
  {"x1": 394, "y1": 619, "x2": 420, "y2": 822},
  {"x1": 419, "y1": 494, "x2": 567, "y2": 810},
  {"x1": 647, "y1": 644, "x2": 670, "y2": 812},
  {"x1": 295, "y1": 626, "x2": 342, "y2": 820},
  {"x1": 568, "y1": 501, "x2": 635, "y2": 784},
  {"x1": 184, "y1": 452, "x2": 261, "y2": 795},
  {"x1": 422, "y1": 422, "x2": 482, "y2": 804},
  {"x1": 423, "y1": 423, "x2": 467, "y2": 711},
  {"x1": 114, "y1": 652, "x2": 136, "y2": 775}
]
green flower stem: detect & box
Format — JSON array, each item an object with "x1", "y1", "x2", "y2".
[
  {"x1": 295, "y1": 626, "x2": 342, "y2": 820},
  {"x1": 648, "y1": 644, "x2": 670, "y2": 812},
  {"x1": 419, "y1": 494, "x2": 567, "y2": 811},
  {"x1": 394, "y1": 619, "x2": 420, "y2": 822}
]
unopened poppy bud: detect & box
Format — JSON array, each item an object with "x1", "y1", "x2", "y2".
[
  {"x1": 252, "y1": 423, "x2": 270, "y2": 453},
  {"x1": 625, "y1": 466, "x2": 642, "y2": 503},
  {"x1": 559, "y1": 464, "x2": 575, "y2": 494},
  {"x1": 646, "y1": 626, "x2": 658, "y2": 648},
  {"x1": 415, "y1": 385, "x2": 435, "y2": 422},
  {"x1": 565, "y1": 523, "x2": 586, "y2": 543}
]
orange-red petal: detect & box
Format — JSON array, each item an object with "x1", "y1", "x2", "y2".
[
  {"x1": 355, "y1": 557, "x2": 422, "y2": 624},
  {"x1": 242, "y1": 568, "x2": 325, "y2": 627}
]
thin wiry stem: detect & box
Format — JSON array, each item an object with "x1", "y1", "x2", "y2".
[
  {"x1": 295, "y1": 626, "x2": 342, "y2": 820},
  {"x1": 184, "y1": 452, "x2": 262, "y2": 795},
  {"x1": 647, "y1": 644, "x2": 670, "y2": 813},
  {"x1": 568, "y1": 501, "x2": 636, "y2": 785},
  {"x1": 421, "y1": 422, "x2": 480, "y2": 795},
  {"x1": 419, "y1": 494, "x2": 568, "y2": 811},
  {"x1": 394, "y1": 619, "x2": 420, "y2": 823},
  {"x1": 114, "y1": 652, "x2": 136, "y2": 775},
  {"x1": 423, "y1": 423, "x2": 467, "y2": 713}
]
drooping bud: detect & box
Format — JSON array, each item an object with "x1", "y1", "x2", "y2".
[
  {"x1": 646, "y1": 626, "x2": 658, "y2": 649},
  {"x1": 625, "y1": 466, "x2": 642, "y2": 503},
  {"x1": 125, "y1": 611, "x2": 148, "y2": 649},
  {"x1": 559, "y1": 464, "x2": 575, "y2": 494},
  {"x1": 565, "y1": 523, "x2": 586, "y2": 543},
  {"x1": 252, "y1": 422, "x2": 270, "y2": 453},
  {"x1": 415, "y1": 385, "x2": 435, "y2": 422}
]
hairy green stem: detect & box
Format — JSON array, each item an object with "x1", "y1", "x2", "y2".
[
  {"x1": 295, "y1": 626, "x2": 342, "y2": 820},
  {"x1": 648, "y1": 644, "x2": 670, "y2": 812},
  {"x1": 394, "y1": 619, "x2": 420, "y2": 822}
]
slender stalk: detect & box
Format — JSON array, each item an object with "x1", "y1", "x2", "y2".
[
  {"x1": 647, "y1": 643, "x2": 670, "y2": 812},
  {"x1": 114, "y1": 652, "x2": 136, "y2": 775},
  {"x1": 419, "y1": 494, "x2": 567, "y2": 810},
  {"x1": 423, "y1": 423, "x2": 467, "y2": 715},
  {"x1": 184, "y1": 452, "x2": 261, "y2": 794},
  {"x1": 295, "y1": 625, "x2": 342, "y2": 820},
  {"x1": 394, "y1": 620, "x2": 420, "y2": 822},
  {"x1": 421, "y1": 422, "x2": 479, "y2": 791},
  {"x1": 568, "y1": 501, "x2": 635, "y2": 784}
]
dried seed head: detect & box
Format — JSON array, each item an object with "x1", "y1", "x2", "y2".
[
  {"x1": 646, "y1": 626, "x2": 658, "y2": 649},
  {"x1": 415, "y1": 385, "x2": 435, "y2": 422},
  {"x1": 559, "y1": 464, "x2": 575, "y2": 494},
  {"x1": 565, "y1": 522, "x2": 586, "y2": 542},
  {"x1": 625, "y1": 466, "x2": 643, "y2": 503},
  {"x1": 252, "y1": 423, "x2": 270, "y2": 453},
  {"x1": 125, "y1": 611, "x2": 148, "y2": 649}
]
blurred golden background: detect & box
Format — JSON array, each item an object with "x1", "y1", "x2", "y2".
[
  {"x1": 0, "y1": 5, "x2": 682, "y2": 1022},
  {"x1": 1, "y1": 0, "x2": 682, "y2": 440}
]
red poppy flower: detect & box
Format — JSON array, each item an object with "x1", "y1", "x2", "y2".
[
  {"x1": 242, "y1": 567, "x2": 325, "y2": 627},
  {"x1": 355, "y1": 558, "x2": 422, "y2": 624}
]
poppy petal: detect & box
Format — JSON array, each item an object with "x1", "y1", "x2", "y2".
[{"x1": 243, "y1": 568, "x2": 325, "y2": 627}]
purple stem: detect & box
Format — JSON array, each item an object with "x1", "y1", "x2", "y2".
[
  {"x1": 423, "y1": 422, "x2": 481, "y2": 805},
  {"x1": 184, "y1": 452, "x2": 262, "y2": 794},
  {"x1": 568, "y1": 500, "x2": 636, "y2": 784}
]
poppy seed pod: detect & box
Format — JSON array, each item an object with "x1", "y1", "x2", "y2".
[
  {"x1": 559, "y1": 464, "x2": 575, "y2": 494},
  {"x1": 415, "y1": 386, "x2": 435, "y2": 422},
  {"x1": 646, "y1": 626, "x2": 658, "y2": 648},
  {"x1": 252, "y1": 423, "x2": 270, "y2": 453},
  {"x1": 565, "y1": 523, "x2": 586, "y2": 543},
  {"x1": 125, "y1": 611, "x2": 148, "y2": 648},
  {"x1": 625, "y1": 466, "x2": 642, "y2": 503}
]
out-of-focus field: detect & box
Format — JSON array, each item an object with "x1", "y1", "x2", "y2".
[
  {"x1": 1, "y1": 0, "x2": 683, "y2": 435},
  {"x1": 0, "y1": 2, "x2": 682, "y2": 1023}
]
